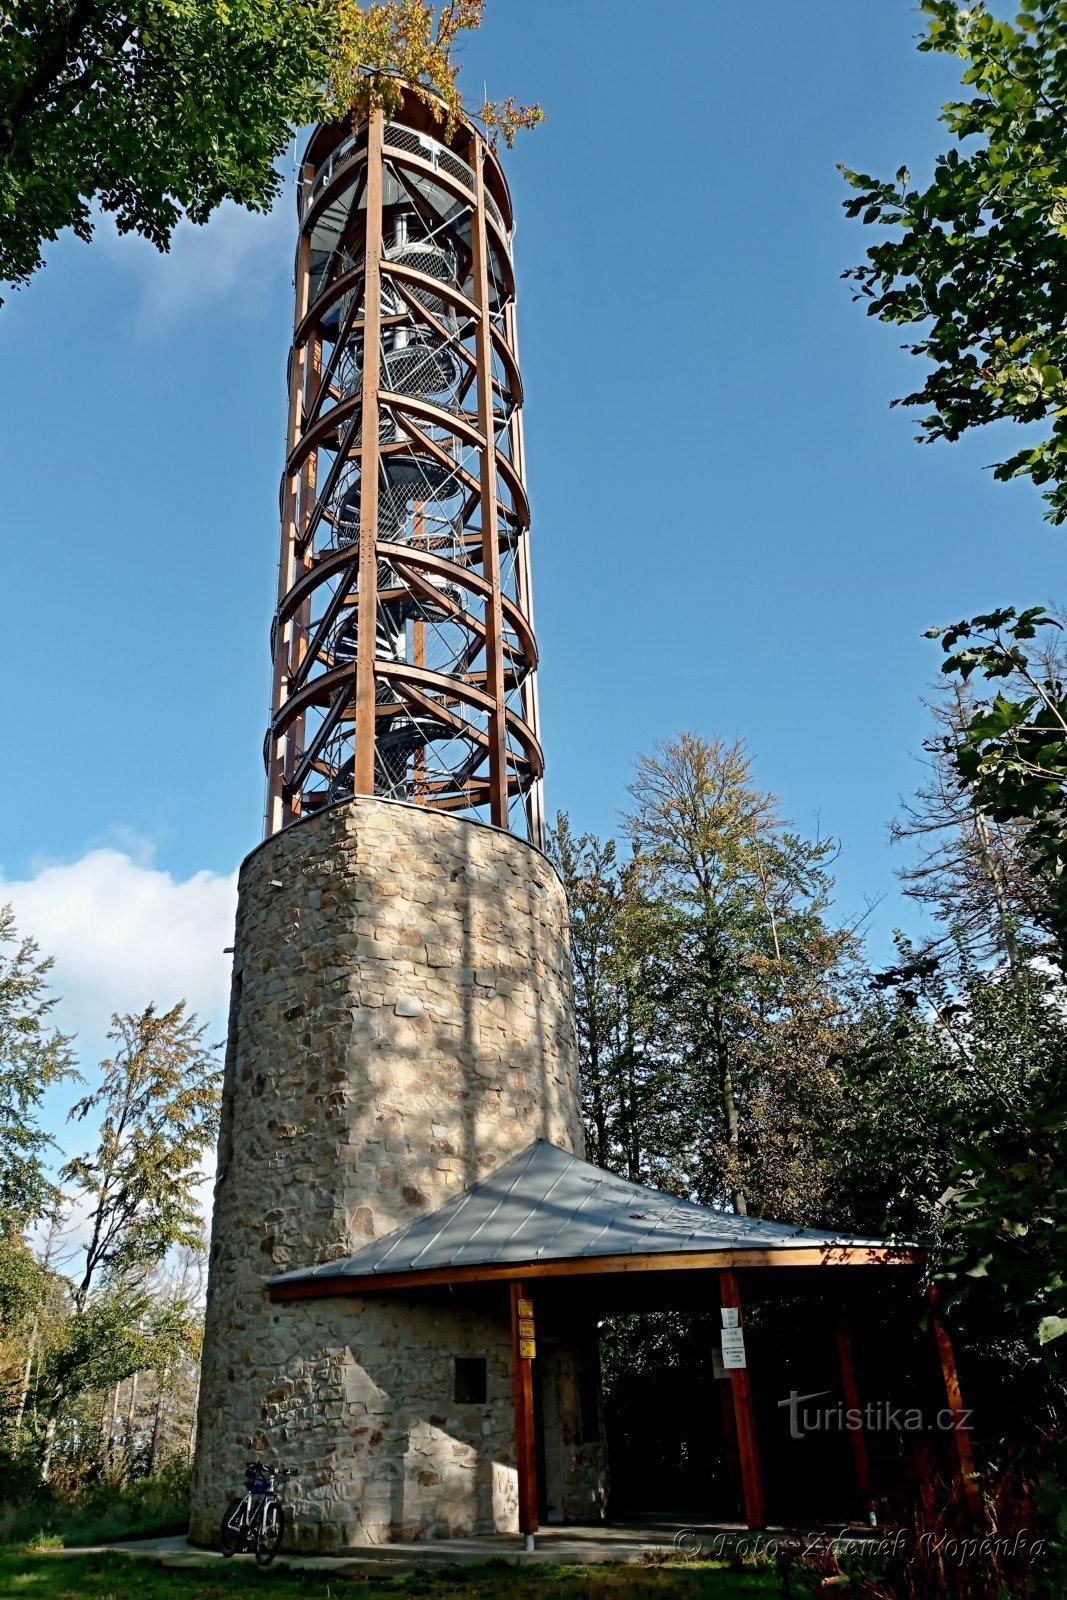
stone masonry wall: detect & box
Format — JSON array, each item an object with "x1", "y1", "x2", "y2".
[{"x1": 190, "y1": 797, "x2": 585, "y2": 1546}]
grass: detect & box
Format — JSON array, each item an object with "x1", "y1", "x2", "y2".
[{"x1": 0, "y1": 1549, "x2": 779, "y2": 1600}]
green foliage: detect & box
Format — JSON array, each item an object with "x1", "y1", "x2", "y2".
[
  {"x1": 891, "y1": 680, "x2": 1057, "y2": 970},
  {"x1": 327, "y1": 0, "x2": 545, "y2": 146},
  {"x1": 841, "y1": 0, "x2": 1067, "y2": 521},
  {"x1": 553, "y1": 735, "x2": 860, "y2": 1224},
  {"x1": 926, "y1": 606, "x2": 1067, "y2": 962},
  {"x1": 0, "y1": 905, "x2": 76, "y2": 1237},
  {"x1": 621, "y1": 734, "x2": 859, "y2": 1221},
  {"x1": 0, "y1": 0, "x2": 543, "y2": 295},
  {"x1": 0, "y1": 1460, "x2": 191, "y2": 1546},
  {"x1": 0, "y1": 0, "x2": 329, "y2": 290},
  {"x1": 829, "y1": 627, "x2": 1067, "y2": 1575},
  {"x1": 62, "y1": 1003, "x2": 221, "y2": 1305},
  {"x1": 835, "y1": 945, "x2": 1067, "y2": 1354},
  {"x1": 548, "y1": 815, "x2": 683, "y2": 1188},
  {"x1": 39, "y1": 1286, "x2": 193, "y2": 1413},
  {"x1": 0, "y1": 1002, "x2": 221, "y2": 1481}
]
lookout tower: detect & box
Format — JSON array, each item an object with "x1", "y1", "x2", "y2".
[
  {"x1": 189, "y1": 92, "x2": 597, "y2": 1547},
  {"x1": 264, "y1": 92, "x2": 543, "y2": 841},
  {"x1": 188, "y1": 90, "x2": 954, "y2": 1552}
]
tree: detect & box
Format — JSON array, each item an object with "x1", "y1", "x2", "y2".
[
  {"x1": 841, "y1": 0, "x2": 1067, "y2": 523},
  {"x1": 1, "y1": 0, "x2": 543, "y2": 295},
  {"x1": 548, "y1": 814, "x2": 683, "y2": 1187},
  {"x1": 62, "y1": 1003, "x2": 220, "y2": 1312},
  {"x1": 891, "y1": 684, "x2": 1056, "y2": 973},
  {"x1": 927, "y1": 605, "x2": 1067, "y2": 965},
  {"x1": 0, "y1": 905, "x2": 76, "y2": 1238},
  {"x1": 622, "y1": 733, "x2": 858, "y2": 1222},
  {"x1": 29, "y1": 1002, "x2": 220, "y2": 1478}
]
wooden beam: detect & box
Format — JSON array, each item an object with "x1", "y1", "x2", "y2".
[
  {"x1": 353, "y1": 107, "x2": 384, "y2": 797},
  {"x1": 719, "y1": 1269, "x2": 765, "y2": 1531},
  {"x1": 718, "y1": 1375, "x2": 742, "y2": 1521},
  {"x1": 509, "y1": 1281, "x2": 538, "y2": 1541},
  {"x1": 470, "y1": 137, "x2": 509, "y2": 828},
  {"x1": 266, "y1": 164, "x2": 314, "y2": 835},
  {"x1": 835, "y1": 1303, "x2": 876, "y2": 1525},
  {"x1": 267, "y1": 1244, "x2": 927, "y2": 1302},
  {"x1": 927, "y1": 1283, "x2": 983, "y2": 1523},
  {"x1": 503, "y1": 296, "x2": 543, "y2": 848}
]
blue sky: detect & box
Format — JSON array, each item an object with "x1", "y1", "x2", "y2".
[{"x1": 2, "y1": 0, "x2": 1060, "y2": 1102}]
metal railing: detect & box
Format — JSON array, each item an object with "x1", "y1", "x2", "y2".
[{"x1": 305, "y1": 121, "x2": 509, "y2": 242}]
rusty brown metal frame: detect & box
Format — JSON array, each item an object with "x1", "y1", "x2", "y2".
[{"x1": 265, "y1": 98, "x2": 542, "y2": 842}]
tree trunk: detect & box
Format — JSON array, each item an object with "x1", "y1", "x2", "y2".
[
  {"x1": 39, "y1": 1391, "x2": 62, "y2": 1483},
  {"x1": 972, "y1": 808, "x2": 1023, "y2": 980},
  {"x1": 107, "y1": 1380, "x2": 123, "y2": 1475},
  {"x1": 148, "y1": 1376, "x2": 166, "y2": 1475},
  {"x1": 12, "y1": 1316, "x2": 38, "y2": 1442},
  {"x1": 713, "y1": 1007, "x2": 747, "y2": 1215},
  {"x1": 186, "y1": 1371, "x2": 200, "y2": 1465},
  {"x1": 122, "y1": 1371, "x2": 139, "y2": 1481},
  {"x1": 587, "y1": 1012, "x2": 609, "y2": 1168},
  {"x1": 97, "y1": 1385, "x2": 115, "y2": 1474}
]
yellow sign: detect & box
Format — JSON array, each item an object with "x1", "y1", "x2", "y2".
[
  {"x1": 518, "y1": 1317, "x2": 536, "y2": 1338},
  {"x1": 519, "y1": 1338, "x2": 536, "y2": 1360},
  {"x1": 517, "y1": 1298, "x2": 534, "y2": 1317}
]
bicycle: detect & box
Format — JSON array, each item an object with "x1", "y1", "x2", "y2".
[{"x1": 220, "y1": 1460, "x2": 295, "y2": 1566}]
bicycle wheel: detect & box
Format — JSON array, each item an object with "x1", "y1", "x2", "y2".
[
  {"x1": 255, "y1": 1498, "x2": 285, "y2": 1566},
  {"x1": 220, "y1": 1498, "x2": 247, "y2": 1557}
]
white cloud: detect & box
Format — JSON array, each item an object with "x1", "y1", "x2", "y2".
[
  {"x1": 97, "y1": 187, "x2": 294, "y2": 327},
  {"x1": 0, "y1": 847, "x2": 238, "y2": 1050}
]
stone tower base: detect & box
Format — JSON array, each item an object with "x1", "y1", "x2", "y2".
[{"x1": 190, "y1": 798, "x2": 603, "y2": 1546}]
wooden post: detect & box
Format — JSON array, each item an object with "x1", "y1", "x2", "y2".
[
  {"x1": 719, "y1": 1269, "x2": 765, "y2": 1530},
  {"x1": 353, "y1": 107, "x2": 385, "y2": 797},
  {"x1": 926, "y1": 1283, "x2": 983, "y2": 1523},
  {"x1": 718, "y1": 1377, "x2": 742, "y2": 1518},
  {"x1": 835, "y1": 1303, "x2": 876, "y2": 1525},
  {"x1": 267, "y1": 167, "x2": 314, "y2": 835},
  {"x1": 510, "y1": 1280, "x2": 539, "y2": 1545},
  {"x1": 470, "y1": 138, "x2": 509, "y2": 828}
]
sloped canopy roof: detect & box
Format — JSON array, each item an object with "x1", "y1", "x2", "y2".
[{"x1": 269, "y1": 1140, "x2": 918, "y2": 1299}]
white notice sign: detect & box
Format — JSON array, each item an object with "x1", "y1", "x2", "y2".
[
  {"x1": 720, "y1": 1307, "x2": 740, "y2": 1330},
  {"x1": 721, "y1": 1328, "x2": 747, "y2": 1369}
]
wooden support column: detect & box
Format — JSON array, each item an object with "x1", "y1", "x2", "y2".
[
  {"x1": 288, "y1": 327, "x2": 321, "y2": 812},
  {"x1": 718, "y1": 1377, "x2": 742, "y2": 1518},
  {"x1": 471, "y1": 140, "x2": 509, "y2": 828},
  {"x1": 927, "y1": 1283, "x2": 983, "y2": 1523},
  {"x1": 353, "y1": 108, "x2": 385, "y2": 797},
  {"x1": 719, "y1": 1269, "x2": 765, "y2": 1530},
  {"x1": 509, "y1": 1280, "x2": 538, "y2": 1544},
  {"x1": 835, "y1": 1303, "x2": 876, "y2": 1524},
  {"x1": 266, "y1": 165, "x2": 314, "y2": 836},
  {"x1": 502, "y1": 299, "x2": 543, "y2": 848}
]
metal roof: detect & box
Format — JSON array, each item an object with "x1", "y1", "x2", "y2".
[{"x1": 269, "y1": 1140, "x2": 896, "y2": 1288}]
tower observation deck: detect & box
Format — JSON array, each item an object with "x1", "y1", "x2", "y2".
[{"x1": 266, "y1": 92, "x2": 543, "y2": 845}]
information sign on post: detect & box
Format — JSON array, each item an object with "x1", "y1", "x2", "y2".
[
  {"x1": 517, "y1": 1299, "x2": 536, "y2": 1360},
  {"x1": 721, "y1": 1328, "x2": 747, "y2": 1369}
]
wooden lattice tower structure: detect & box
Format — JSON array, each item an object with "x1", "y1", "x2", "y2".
[{"x1": 265, "y1": 92, "x2": 543, "y2": 845}]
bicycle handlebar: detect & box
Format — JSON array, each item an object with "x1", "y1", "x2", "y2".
[{"x1": 243, "y1": 1461, "x2": 297, "y2": 1483}]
